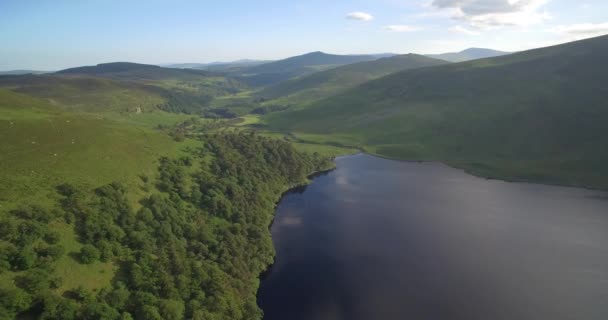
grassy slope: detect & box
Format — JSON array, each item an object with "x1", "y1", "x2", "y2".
[
  {"x1": 0, "y1": 89, "x2": 202, "y2": 296},
  {"x1": 0, "y1": 89, "x2": 199, "y2": 208},
  {"x1": 266, "y1": 35, "x2": 608, "y2": 188},
  {"x1": 0, "y1": 74, "x2": 165, "y2": 113},
  {"x1": 258, "y1": 54, "x2": 448, "y2": 103},
  {"x1": 0, "y1": 64, "x2": 248, "y2": 117}
]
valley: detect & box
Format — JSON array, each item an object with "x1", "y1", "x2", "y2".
[{"x1": 1, "y1": 26, "x2": 607, "y2": 319}]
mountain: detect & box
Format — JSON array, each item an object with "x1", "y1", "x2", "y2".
[
  {"x1": 237, "y1": 51, "x2": 378, "y2": 86},
  {"x1": 266, "y1": 35, "x2": 608, "y2": 189},
  {"x1": 427, "y1": 48, "x2": 510, "y2": 62},
  {"x1": 259, "y1": 54, "x2": 448, "y2": 103}
]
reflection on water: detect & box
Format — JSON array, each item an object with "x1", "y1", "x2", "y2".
[{"x1": 258, "y1": 154, "x2": 608, "y2": 320}]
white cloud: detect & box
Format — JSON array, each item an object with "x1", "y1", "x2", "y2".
[
  {"x1": 383, "y1": 25, "x2": 421, "y2": 32},
  {"x1": 431, "y1": 0, "x2": 551, "y2": 29},
  {"x1": 550, "y1": 22, "x2": 608, "y2": 38},
  {"x1": 449, "y1": 25, "x2": 480, "y2": 35},
  {"x1": 346, "y1": 12, "x2": 374, "y2": 21}
]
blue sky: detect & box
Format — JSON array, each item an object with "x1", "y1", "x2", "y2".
[{"x1": 1, "y1": 0, "x2": 607, "y2": 70}]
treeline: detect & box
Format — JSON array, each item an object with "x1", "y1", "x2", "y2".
[{"x1": 0, "y1": 133, "x2": 331, "y2": 319}]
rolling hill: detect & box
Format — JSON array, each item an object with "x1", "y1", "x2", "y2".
[
  {"x1": 266, "y1": 35, "x2": 608, "y2": 188},
  {"x1": 258, "y1": 54, "x2": 448, "y2": 103},
  {"x1": 236, "y1": 51, "x2": 378, "y2": 86},
  {"x1": 0, "y1": 62, "x2": 248, "y2": 115},
  {"x1": 427, "y1": 48, "x2": 510, "y2": 62},
  {"x1": 56, "y1": 62, "x2": 221, "y2": 81}
]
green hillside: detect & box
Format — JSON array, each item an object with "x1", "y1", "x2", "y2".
[
  {"x1": 0, "y1": 83, "x2": 333, "y2": 318},
  {"x1": 236, "y1": 51, "x2": 377, "y2": 86},
  {"x1": 266, "y1": 35, "x2": 608, "y2": 189},
  {"x1": 258, "y1": 54, "x2": 447, "y2": 103}
]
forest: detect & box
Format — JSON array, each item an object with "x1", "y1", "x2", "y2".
[{"x1": 0, "y1": 133, "x2": 331, "y2": 319}]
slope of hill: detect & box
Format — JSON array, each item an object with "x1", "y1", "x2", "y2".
[
  {"x1": 258, "y1": 54, "x2": 448, "y2": 103},
  {"x1": 0, "y1": 86, "x2": 333, "y2": 319},
  {"x1": 237, "y1": 51, "x2": 378, "y2": 86},
  {"x1": 266, "y1": 35, "x2": 608, "y2": 188},
  {"x1": 427, "y1": 48, "x2": 510, "y2": 62},
  {"x1": 0, "y1": 74, "x2": 166, "y2": 113}
]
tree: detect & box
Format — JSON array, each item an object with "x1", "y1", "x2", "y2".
[
  {"x1": 40, "y1": 294, "x2": 79, "y2": 320},
  {"x1": 159, "y1": 299, "x2": 185, "y2": 320},
  {"x1": 80, "y1": 302, "x2": 120, "y2": 320},
  {"x1": 0, "y1": 288, "x2": 32, "y2": 319},
  {"x1": 44, "y1": 231, "x2": 61, "y2": 244},
  {"x1": 16, "y1": 269, "x2": 50, "y2": 293},
  {"x1": 12, "y1": 246, "x2": 36, "y2": 271},
  {"x1": 137, "y1": 305, "x2": 163, "y2": 320},
  {"x1": 105, "y1": 283, "x2": 130, "y2": 310},
  {"x1": 79, "y1": 245, "x2": 100, "y2": 264}
]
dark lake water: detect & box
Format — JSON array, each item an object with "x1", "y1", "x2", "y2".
[{"x1": 258, "y1": 153, "x2": 608, "y2": 320}]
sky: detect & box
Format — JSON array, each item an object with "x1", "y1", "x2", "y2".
[{"x1": 1, "y1": 0, "x2": 607, "y2": 70}]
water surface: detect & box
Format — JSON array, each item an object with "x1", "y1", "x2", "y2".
[{"x1": 258, "y1": 154, "x2": 608, "y2": 320}]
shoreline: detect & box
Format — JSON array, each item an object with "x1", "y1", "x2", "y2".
[
  {"x1": 362, "y1": 151, "x2": 608, "y2": 193},
  {"x1": 257, "y1": 165, "x2": 337, "y2": 285}
]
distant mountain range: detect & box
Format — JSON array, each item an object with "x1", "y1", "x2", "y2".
[
  {"x1": 0, "y1": 70, "x2": 49, "y2": 75},
  {"x1": 427, "y1": 48, "x2": 510, "y2": 62}
]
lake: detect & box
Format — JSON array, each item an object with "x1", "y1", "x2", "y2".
[{"x1": 258, "y1": 153, "x2": 608, "y2": 320}]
